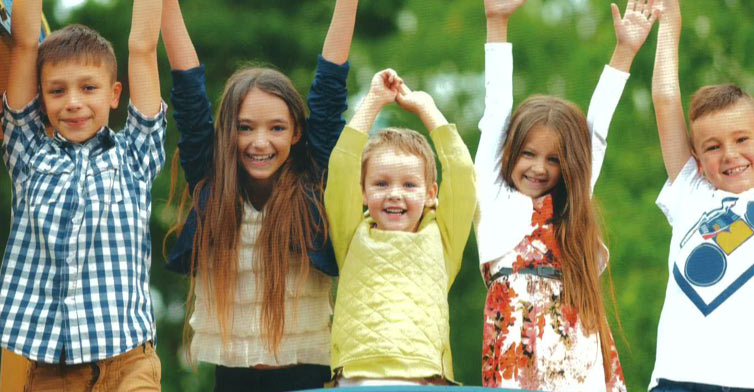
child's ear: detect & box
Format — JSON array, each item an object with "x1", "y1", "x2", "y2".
[
  {"x1": 110, "y1": 81, "x2": 123, "y2": 109},
  {"x1": 691, "y1": 149, "x2": 705, "y2": 176},
  {"x1": 425, "y1": 182, "x2": 438, "y2": 207},
  {"x1": 362, "y1": 187, "x2": 368, "y2": 207},
  {"x1": 292, "y1": 126, "x2": 302, "y2": 144}
]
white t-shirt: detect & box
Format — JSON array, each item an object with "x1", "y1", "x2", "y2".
[{"x1": 650, "y1": 158, "x2": 754, "y2": 389}]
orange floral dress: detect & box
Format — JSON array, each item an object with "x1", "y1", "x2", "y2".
[{"x1": 481, "y1": 195, "x2": 626, "y2": 391}]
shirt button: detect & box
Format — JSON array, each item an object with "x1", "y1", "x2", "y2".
[{"x1": 64, "y1": 296, "x2": 75, "y2": 306}]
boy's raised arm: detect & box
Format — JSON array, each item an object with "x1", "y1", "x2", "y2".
[
  {"x1": 161, "y1": 0, "x2": 199, "y2": 71},
  {"x1": 321, "y1": 0, "x2": 358, "y2": 65},
  {"x1": 7, "y1": 0, "x2": 43, "y2": 110},
  {"x1": 129, "y1": 0, "x2": 163, "y2": 116},
  {"x1": 651, "y1": 0, "x2": 689, "y2": 181}
]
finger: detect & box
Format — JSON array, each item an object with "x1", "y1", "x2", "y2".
[
  {"x1": 645, "y1": 0, "x2": 655, "y2": 18},
  {"x1": 610, "y1": 3, "x2": 622, "y2": 26},
  {"x1": 399, "y1": 83, "x2": 411, "y2": 95},
  {"x1": 648, "y1": 7, "x2": 660, "y2": 25},
  {"x1": 626, "y1": 0, "x2": 637, "y2": 12}
]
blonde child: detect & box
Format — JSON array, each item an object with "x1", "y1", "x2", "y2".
[
  {"x1": 649, "y1": 0, "x2": 754, "y2": 390},
  {"x1": 1, "y1": 0, "x2": 165, "y2": 389},
  {"x1": 160, "y1": 0, "x2": 355, "y2": 389},
  {"x1": 325, "y1": 70, "x2": 476, "y2": 386},
  {"x1": 475, "y1": 0, "x2": 657, "y2": 390}
]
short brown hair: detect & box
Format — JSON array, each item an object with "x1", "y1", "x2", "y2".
[
  {"x1": 37, "y1": 24, "x2": 117, "y2": 83},
  {"x1": 361, "y1": 127, "x2": 437, "y2": 189}
]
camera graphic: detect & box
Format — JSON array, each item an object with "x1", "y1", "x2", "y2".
[{"x1": 681, "y1": 197, "x2": 754, "y2": 287}]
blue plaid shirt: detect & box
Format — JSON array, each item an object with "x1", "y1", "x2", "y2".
[{"x1": 0, "y1": 95, "x2": 166, "y2": 364}]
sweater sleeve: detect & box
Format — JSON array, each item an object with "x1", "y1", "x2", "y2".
[
  {"x1": 432, "y1": 124, "x2": 476, "y2": 284},
  {"x1": 306, "y1": 55, "x2": 350, "y2": 172},
  {"x1": 170, "y1": 65, "x2": 215, "y2": 193},
  {"x1": 324, "y1": 126, "x2": 368, "y2": 269},
  {"x1": 586, "y1": 64, "x2": 629, "y2": 192}
]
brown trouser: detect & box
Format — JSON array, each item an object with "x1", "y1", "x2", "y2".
[{"x1": 24, "y1": 342, "x2": 161, "y2": 392}]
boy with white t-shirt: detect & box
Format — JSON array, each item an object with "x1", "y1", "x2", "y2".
[{"x1": 650, "y1": 0, "x2": 754, "y2": 390}]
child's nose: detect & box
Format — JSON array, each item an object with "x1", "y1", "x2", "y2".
[
  {"x1": 251, "y1": 134, "x2": 271, "y2": 149},
  {"x1": 65, "y1": 92, "x2": 83, "y2": 111}
]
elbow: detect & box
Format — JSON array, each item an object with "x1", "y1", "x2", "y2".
[{"x1": 128, "y1": 38, "x2": 159, "y2": 57}]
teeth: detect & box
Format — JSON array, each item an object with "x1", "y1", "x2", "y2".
[
  {"x1": 249, "y1": 154, "x2": 274, "y2": 161},
  {"x1": 385, "y1": 208, "x2": 405, "y2": 214},
  {"x1": 724, "y1": 165, "x2": 749, "y2": 175}
]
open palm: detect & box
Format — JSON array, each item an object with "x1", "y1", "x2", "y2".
[{"x1": 612, "y1": 0, "x2": 659, "y2": 53}]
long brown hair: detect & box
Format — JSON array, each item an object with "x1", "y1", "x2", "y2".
[
  {"x1": 167, "y1": 67, "x2": 327, "y2": 358},
  {"x1": 500, "y1": 95, "x2": 616, "y2": 379}
]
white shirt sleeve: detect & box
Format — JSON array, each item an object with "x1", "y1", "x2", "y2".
[
  {"x1": 587, "y1": 65, "x2": 630, "y2": 192},
  {"x1": 657, "y1": 157, "x2": 707, "y2": 226},
  {"x1": 474, "y1": 43, "x2": 535, "y2": 265}
]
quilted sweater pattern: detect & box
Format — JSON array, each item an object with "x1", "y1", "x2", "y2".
[{"x1": 325, "y1": 125, "x2": 476, "y2": 382}]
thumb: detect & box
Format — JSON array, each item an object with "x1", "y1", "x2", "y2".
[{"x1": 610, "y1": 3, "x2": 621, "y2": 27}]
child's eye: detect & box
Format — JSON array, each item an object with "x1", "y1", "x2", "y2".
[
  {"x1": 83, "y1": 85, "x2": 97, "y2": 92},
  {"x1": 272, "y1": 125, "x2": 286, "y2": 132},
  {"x1": 704, "y1": 145, "x2": 720, "y2": 152},
  {"x1": 548, "y1": 156, "x2": 560, "y2": 165},
  {"x1": 238, "y1": 124, "x2": 251, "y2": 132},
  {"x1": 521, "y1": 150, "x2": 534, "y2": 157},
  {"x1": 404, "y1": 182, "x2": 416, "y2": 188},
  {"x1": 48, "y1": 88, "x2": 64, "y2": 95},
  {"x1": 737, "y1": 136, "x2": 749, "y2": 143},
  {"x1": 375, "y1": 181, "x2": 388, "y2": 187}
]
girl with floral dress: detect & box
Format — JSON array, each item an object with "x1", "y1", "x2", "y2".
[{"x1": 475, "y1": 0, "x2": 658, "y2": 390}]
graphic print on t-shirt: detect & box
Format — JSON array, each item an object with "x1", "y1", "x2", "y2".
[{"x1": 675, "y1": 197, "x2": 754, "y2": 316}]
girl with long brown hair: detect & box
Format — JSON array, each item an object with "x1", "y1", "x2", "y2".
[
  {"x1": 160, "y1": 0, "x2": 357, "y2": 390},
  {"x1": 474, "y1": 0, "x2": 657, "y2": 390}
]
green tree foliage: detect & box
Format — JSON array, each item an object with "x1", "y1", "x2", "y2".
[{"x1": 1, "y1": 0, "x2": 753, "y2": 390}]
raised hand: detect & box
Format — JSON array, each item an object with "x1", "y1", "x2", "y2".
[
  {"x1": 366, "y1": 68, "x2": 403, "y2": 108},
  {"x1": 484, "y1": 0, "x2": 527, "y2": 19},
  {"x1": 347, "y1": 69, "x2": 403, "y2": 132},
  {"x1": 396, "y1": 84, "x2": 448, "y2": 132},
  {"x1": 611, "y1": 0, "x2": 659, "y2": 55}
]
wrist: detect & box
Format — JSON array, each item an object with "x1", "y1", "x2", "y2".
[
  {"x1": 609, "y1": 44, "x2": 637, "y2": 73},
  {"x1": 486, "y1": 17, "x2": 509, "y2": 43},
  {"x1": 420, "y1": 107, "x2": 448, "y2": 132}
]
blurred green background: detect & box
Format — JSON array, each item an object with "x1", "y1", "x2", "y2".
[{"x1": 1, "y1": 0, "x2": 754, "y2": 390}]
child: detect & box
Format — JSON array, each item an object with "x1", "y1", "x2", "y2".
[
  {"x1": 160, "y1": 0, "x2": 354, "y2": 390},
  {"x1": 0, "y1": 0, "x2": 164, "y2": 389},
  {"x1": 649, "y1": 0, "x2": 754, "y2": 390},
  {"x1": 475, "y1": 0, "x2": 657, "y2": 390},
  {"x1": 325, "y1": 69, "x2": 476, "y2": 386}
]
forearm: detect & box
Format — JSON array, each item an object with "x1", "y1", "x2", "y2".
[
  {"x1": 307, "y1": 57, "x2": 350, "y2": 170},
  {"x1": 422, "y1": 107, "x2": 449, "y2": 133},
  {"x1": 129, "y1": 0, "x2": 163, "y2": 116},
  {"x1": 348, "y1": 96, "x2": 384, "y2": 133},
  {"x1": 652, "y1": 17, "x2": 689, "y2": 180},
  {"x1": 7, "y1": 0, "x2": 43, "y2": 109},
  {"x1": 608, "y1": 44, "x2": 638, "y2": 74},
  {"x1": 161, "y1": 0, "x2": 200, "y2": 70},
  {"x1": 586, "y1": 65, "x2": 629, "y2": 191},
  {"x1": 321, "y1": 0, "x2": 358, "y2": 65}
]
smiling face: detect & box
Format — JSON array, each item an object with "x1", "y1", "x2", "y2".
[
  {"x1": 692, "y1": 101, "x2": 754, "y2": 194},
  {"x1": 510, "y1": 125, "x2": 562, "y2": 198},
  {"x1": 40, "y1": 61, "x2": 121, "y2": 143},
  {"x1": 361, "y1": 146, "x2": 438, "y2": 232},
  {"x1": 236, "y1": 88, "x2": 300, "y2": 190}
]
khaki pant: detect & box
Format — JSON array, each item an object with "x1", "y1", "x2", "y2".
[{"x1": 24, "y1": 343, "x2": 161, "y2": 392}]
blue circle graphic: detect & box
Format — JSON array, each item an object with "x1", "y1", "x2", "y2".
[{"x1": 685, "y1": 243, "x2": 727, "y2": 287}]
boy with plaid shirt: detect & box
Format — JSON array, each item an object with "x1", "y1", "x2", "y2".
[{"x1": 1, "y1": 0, "x2": 164, "y2": 389}]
